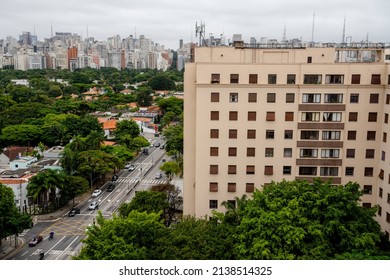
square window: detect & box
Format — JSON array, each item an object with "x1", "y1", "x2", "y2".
[
  {"x1": 249, "y1": 74, "x2": 258, "y2": 84},
  {"x1": 285, "y1": 112, "x2": 294, "y2": 121},
  {"x1": 266, "y1": 112, "x2": 275, "y2": 121},
  {"x1": 210, "y1": 147, "x2": 219, "y2": 156},
  {"x1": 248, "y1": 111, "x2": 257, "y2": 121},
  {"x1": 267, "y1": 93, "x2": 276, "y2": 103},
  {"x1": 211, "y1": 92, "x2": 219, "y2": 102},
  {"x1": 364, "y1": 167, "x2": 374, "y2": 177},
  {"x1": 268, "y1": 74, "x2": 277, "y2": 84},
  {"x1": 246, "y1": 165, "x2": 255, "y2": 174},
  {"x1": 347, "y1": 131, "x2": 356, "y2": 140},
  {"x1": 228, "y1": 165, "x2": 237, "y2": 174},
  {"x1": 371, "y1": 74, "x2": 381, "y2": 84},
  {"x1": 210, "y1": 165, "x2": 218, "y2": 174},
  {"x1": 246, "y1": 183, "x2": 255, "y2": 193},
  {"x1": 284, "y1": 148, "x2": 292, "y2": 157},
  {"x1": 229, "y1": 129, "x2": 237, "y2": 139},
  {"x1": 350, "y1": 93, "x2": 359, "y2": 103},
  {"x1": 370, "y1": 93, "x2": 379, "y2": 103},
  {"x1": 264, "y1": 165, "x2": 273, "y2": 175},
  {"x1": 287, "y1": 74, "x2": 296, "y2": 84},
  {"x1": 209, "y1": 182, "x2": 218, "y2": 192},
  {"x1": 362, "y1": 203, "x2": 372, "y2": 208},
  {"x1": 211, "y1": 74, "x2": 220, "y2": 84},
  {"x1": 284, "y1": 130, "x2": 293, "y2": 139},
  {"x1": 248, "y1": 92, "x2": 257, "y2": 102},
  {"x1": 247, "y1": 129, "x2": 256, "y2": 139},
  {"x1": 230, "y1": 93, "x2": 238, "y2": 102},
  {"x1": 230, "y1": 74, "x2": 239, "y2": 84},
  {"x1": 211, "y1": 111, "x2": 219, "y2": 120},
  {"x1": 286, "y1": 93, "x2": 295, "y2": 103},
  {"x1": 227, "y1": 183, "x2": 236, "y2": 192},
  {"x1": 349, "y1": 112, "x2": 358, "y2": 122},
  {"x1": 363, "y1": 185, "x2": 372, "y2": 195},
  {"x1": 345, "y1": 167, "x2": 354, "y2": 176},
  {"x1": 283, "y1": 166, "x2": 291, "y2": 175},
  {"x1": 365, "y1": 149, "x2": 375, "y2": 159},
  {"x1": 229, "y1": 111, "x2": 238, "y2": 121},
  {"x1": 247, "y1": 147, "x2": 256, "y2": 157},
  {"x1": 210, "y1": 129, "x2": 219, "y2": 139},
  {"x1": 346, "y1": 149, "x2": 355, "y2": 158},
  {"x1": 228, "y1": 147, "x2": 237, "y2": 157},
  {"x1": 209, "y1": 200, "x2": 218, "y2": 209},
  {"x1": 266, "y1": 130, "x2": 274, "y2": 139},
  {"x1": 351, "y1": 74, "x2": 361, "y2": 84},
  {"x1": 367, "y1": 131, "x2": 376, "y2": 141},
  {"x1": 265, "y1": 147, "x2": 274, "y2": 157}
]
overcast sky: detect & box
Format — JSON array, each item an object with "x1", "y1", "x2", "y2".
[{"x1": 0, "y1": 0, "x2": 389, "y2": 49}]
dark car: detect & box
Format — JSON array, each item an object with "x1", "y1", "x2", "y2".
[
  {"x1": 107, "y1": 184, "x2": 115, "y2": 192},
  {"x1": 160, "y1": 144, "x2": 165, "y2": 149},
  {"x1": 68, "y1": 207, "x2": 80, "y2": 217},
  {"x1": 111, "y1": 174, "x2": 118, "y2": 181},
  {"x1": 29, "y1": 235, "x2": 43, "y2": 247}
]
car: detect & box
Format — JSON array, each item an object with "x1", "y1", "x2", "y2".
[
  {"x1": 155, "y1": 172, "x2": 162, "y2": 179},
  {"x1": 154, "y1": 142, "x2": 160, "y2": 147},
  {"x1": 128, "y1": 164, "x2": 135, "y2": 171},
  {"x1": 68, "y1": 207, "x2": 80, "y2": 217},
  {"x1": 160, "y1": 144, "x2": 165, "y2": 149},
  {"x1": 88, "y1": 201, "x2": 99, "y2": 210},
  {"x1": 143, "y1": 149, "x2": 149, "y2": 155},
  {"x1": 125, "y1": 163, "x2": 132, "y2": 169},
  {"x1": 107, "y1": 184, "x2": 115, "y2": 192},
  {"x1": 92, "y1": 189, "x2": 102, "y2": 197},
  {"x1": 29, "y1": 235, "x2": 43, "y2": 247},
  {"x1": 150, "y1": 143, "x2": 154, "y2": 147},
  {"x1": 111, "y1": 174, "x2": 118, "y2": 181}
]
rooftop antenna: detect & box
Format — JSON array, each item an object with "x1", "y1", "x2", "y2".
[
  {"x1": 195, "y1": 21, "x2": 207, "y2": 46},
  {"x1": 342, "y1": 13, "x2": 346, "y2": 44},
  {"x1": 311, "y1": 13, "x2": 315, "y2": 45}
]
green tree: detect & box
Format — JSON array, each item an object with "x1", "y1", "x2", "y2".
[
  {"x1": 0, "y1": 184, "x2": 32, "y2": 245},
  {"x1": 148, "y1": 75, "x2": 176, "y2": 90},
  {"x1": 114, "y1": 119, "x2": 140, "y2": 140},
  {"x1": 118, "y1": 191, "x2": 168, "y2": 219},
  {"x1": 135, "y1": 86, "x2": 153, "y2": 107},
  {"x1": 162, "y1": 124, "x2": 183, "y2": 155},
  {"x1": 159, "y1": 161, "x2": 180, "y2": 180},
  {"x1": 60, "y1": 176, "x2": 89, "y2": 206},
  {"x1": 0, "y1": 124, "x2": 43, "y2": 147}
]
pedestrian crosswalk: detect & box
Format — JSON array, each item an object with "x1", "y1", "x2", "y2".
[{"x1": 116, "y1": 178, "x2": 168, "y2": 185}]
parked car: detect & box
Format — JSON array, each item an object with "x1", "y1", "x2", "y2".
[
  {"x1": 68, "y1": 207, "x2": 80, "y2": 217},
  {"x1": 29, "y1": 235, "x2": 43, "y2": 247},
  {"x1": 128, "y1": 164, "x2": 135, "y2": 171},
  {"x1": 92, "y1": 189, "x2": 102, "y2": 197},
  {"x1": 107, "y1": 184, "x2": 115, "y2": 192},
  {"x1": 143, "y1": 149, "x2": 149, "y2": 155},
  {"x1": 111, "y1": 174, "x2": 118, "y2": 181},
  {"x1": 155, "y1": 172, "x2": 162, "y2": 179},
  {"x1": 88, "y1": 201, "x2": 99, "y2": 210},
  {"x1": 154, "y1": 142, "x2": 160, "y2": 147},
  {"x1": 160, "y1": 144, "x2": 165, "y2": 149}
]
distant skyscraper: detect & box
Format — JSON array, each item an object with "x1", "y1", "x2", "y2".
[
  {"x1": 179, "y1": 39, "x2": 183, "y2": 49},
  {"x1": 232, "y1": 34, "x2": 242, "y2": 42}
]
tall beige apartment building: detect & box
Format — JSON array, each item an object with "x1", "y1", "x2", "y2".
[{"x1": 184, "y1": 43, "x2": 390, "y2": 238}]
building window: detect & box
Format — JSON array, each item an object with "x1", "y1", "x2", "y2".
[
  {"x1": 347, "y1": 131, "x2": 356, "y2": 140},
  {"x1": 229, "y1": 129, "x2": 237, "y2": 139},
  {"x1": 266, "y1": 112, "x2": 275, "y2": 121},
  {"x1": 350, "y1": 93, "x2": 359, "y2": 103},
  {"x1": 345, "y1": 167, "x2": 354, "y2": 176},
  {"x1": 286, "y1": 93, "x2": 295, "y2": 103},
  {"x1": 265, "y1": 147, "x2": 274, "y2": 157},
  {"x1": 283, "y1": 166, "x2": 292, "y2": 175},
  {"x1": 346, "y1": 149, "x2": 355, "y2": 158},
  {"x1": 322, "y1": 131, "x2": 341, "y2": 140},
  {"x1": 284, "y1": 130, "x2": 293, "y2": 139},
  {"x1": 210, "y1": 165, "x2": 218, "y2": 174},
  {"x1": 247, "y1": 147, "x2": 256, "y2": 157},
  {"x1": 302, "y1": 93, "x2": 321, "y2": 103},
  {"x1": 325, "y1": 75, "x2": 344, "y2": 84},
  {"x1": 324, "y1": 93, "x2": 343, "y2": 103},
  {"x1": 211, "y1": 92, "x2": 220, "y2": 102},
  {"x1": 348, "y1": 112, "x2": 358, "y2": 122},
  {"x1": 362, "y1": 203, "x2": 372, "y2": 209},
  {"x1": 385, "y1": 113, "x2": 389, "y2": 124},
  {"x1": 300, "y1": 149, "x2": 318, "y2": 158},
  {"x1": 246, "y1": 165, "x2": 255, "y2": 174},
  {"x1": 378, "y1": 206, "x2": 382, "y2": 216},
  {"x1": 321, "y1": 149, "x2": 340, "y2": 158},
  {"x1": 264, "y1": 165, "x2": 273, "y2": 175},
  {"x1": 386, "y1": 212, "x2": 390, "y2": 223},
  {"x1": 301, "y1": 130, "x2": 319, "y2": 140},
  {"x1": 230, "y1": 74, "x2": 239, "y2": 84},
  {"x1": 320, "y1": 167, "x2": 338, "y2": 176},
  {"x1": 211, "y1": 111, "x2": 219, "y2": 120},
  {"x1": 382, "y1": 151, "x2": 386, "y2": 161},
  {"x1": 210, "y1": 147, "x2": 219, "y2": 156},
  {"x1": 303, "y1": 74, "x2": 322, "y2": 84},
  {"x1": 363, "y1": 185, "x2": 372, "y2": 195},
  {"x1": 323, "y1": 112, "x2": 342, "y2": 122},
  {"x1": 379, "y1": 187, "x2": 383, "y2": 198},
  {"x1": 266, "y1": 130, "x2": 274, "y2": 139},
  {"x1": 229, "y1": 111, "x2": 238, "y2": 121},
  {"x1": 388, "y1": 194, "x2": 390, "y2": 204},
  {"x1": 228, "y1": 165, "x2": 237, "y2": 174},
  {"x1": 379, "y1": 169, "x2": 384, "y2": 180},
  {"x1": 365, "y1": 149, "x2": 375, "y2": 159},
  {"x1": 209, "y1": 200, "x2": 218, "y2": 209},
  {"x1": 383, "y1": 132, "x2": 387, "y2": 142},
  {"x1": 248, "y1": 111, "x2": 257, "y2": 121},
  {"x1": 227, "y1": 183, "x2": 236, "y2": 192},
  {"x1": 228, "y1": 147, "x2": 237, "y2": 157},
  {"x1": 249, "y1": 74, "x2": 258, "y2": 84},
  {"x1": 268, "y1": 74, "x2": 277, "y2": 84},
  {"x1": 368, "y1": 112, "x2": 377, "y2": 122},
  {"x1": 248, "y1": 92, "x2": 257, "y2": 102},
  {"x1": 284, "y1": 148, "x2": 292, "y2": 157},
  {"x1": 247, "y1": 129, "x2": 256, "y2": 139},
  {"x1": 301, "y1": 112, "x2": 320, "y2": 121},
  {"x1": 210, "y1": 129, "x2": 219, "y2": 138},
  {"x1": 364, "y1": 167, "x2": 374, "y2": 177},
  {"x1": 287, "y1": 74, "x2": 296, "y2": 84},
  {"x1": 351, "y1": 74, "x2": 361, "y2": 84},
  {"x1": 370, "y1": 93, "x2": 379, "y2": 103},
  {"x1": 230, "y1": 93, "x2": 238, "y2": 102},
  {"x1": 267, "y1": 93, "x2": 276, "y2": 103},
  {"x1": 367, "y1": 131, "x2": 376, "y2": 141},
  {"x1": 371, "y1": 74, "x2": 381, "y2": 84},
  {"x1": 246, "y1": 183, "x2": 255, "y2": 193},
  {"x1": 211, "y1": 74, "x2": 220, "y2": 84},
  {"x1": 285, "y1": 112, "x2": 294, "y2": 121},
  {"x1": 209, "y1": 182, "x2": 218, "y2": 192},
  {"x1": 299, "y1": 167, "x2": 317, "y2": 176}
]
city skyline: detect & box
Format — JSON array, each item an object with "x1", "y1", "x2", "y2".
[{"x1": 0, "y1": 0, "x2": 389, "y2": 50}]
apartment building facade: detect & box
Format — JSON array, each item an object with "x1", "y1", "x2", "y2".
[{"x1": 184, "y1": 44, "x2": 390, "y2": 237}]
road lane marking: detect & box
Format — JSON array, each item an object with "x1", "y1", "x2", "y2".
[
  {"x1": 46, "y1": 236, "x2": 66, "y2": 255},
  {"x1": 55, "y1": 236, "x2": 80, "y2": 260}
]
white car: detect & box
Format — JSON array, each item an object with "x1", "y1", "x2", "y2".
[
  {"x1": 155, "y1": 172, "x2": 162, "y2": 179},
  {"x1": 92, "y1": 189, "x2": 102, "y2": 197},
  {"x1": 88, "y1": 201, "x2": 99, "y2": 210}
]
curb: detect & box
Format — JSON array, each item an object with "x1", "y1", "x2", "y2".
[{"x1": 0, "y1": 237, "x2": 25, "y2": 260}]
